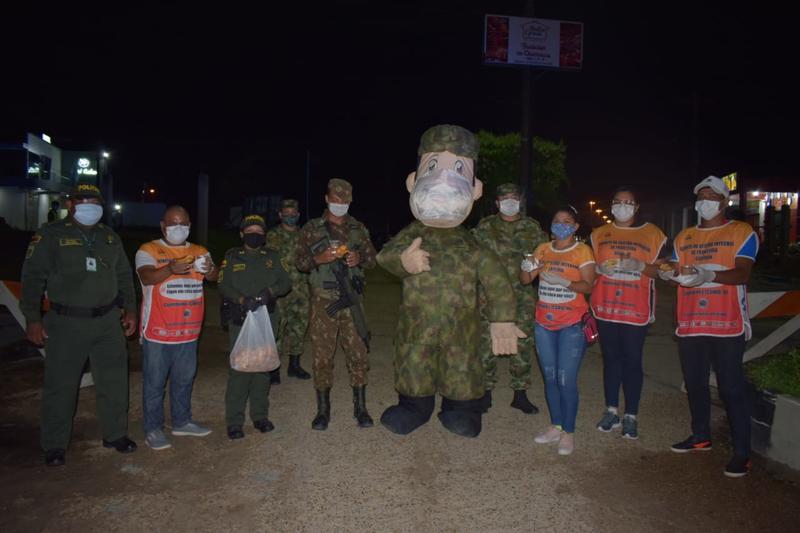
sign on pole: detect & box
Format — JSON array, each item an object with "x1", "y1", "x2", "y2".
[{"x1": 483, "y1": 14, "x2": 583, "y2": 70}]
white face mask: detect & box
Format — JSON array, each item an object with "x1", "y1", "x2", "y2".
[
  {"x1": 611, "y1": 203, "x2": 636, "y2": 222},
  {"x1": 410, "y1": 168, "x2": 474, "y2": 228},
  {"x1": 73, "y1": 203, "x2": 103, "y2": 226},
  {"x1": 328, "y1": 202, "x2": 350, "y2": 217},
  {"x1": 165, "y1": 224, "x2": 190, "y2": 245},
  {"x1": 498, "y1": 199, "x2": 520, "y2": 217},
  {"x1": 695, "y1": 199, "x2": 721, "y2": 221}
]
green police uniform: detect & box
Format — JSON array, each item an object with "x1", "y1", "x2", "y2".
[
  {"x1": 377, "y1": 221, "x2": 516, "y2": 400},
  {"x1": 20, "y1": 218, "x2": 137, "y2": 452},
  {"x1": 265, "y1": 223, "x2": 309, "y2": 359},
  {"x1": 472, "y1": 212, "x2": 547, "y2": 391},
  {"x1": 218, "y1": 244, "x2": 291, "y2": 428}
]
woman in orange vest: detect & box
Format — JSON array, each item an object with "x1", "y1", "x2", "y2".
[
  {"x1": 590, "y1": 187, "x2": 667, "y2": 440},
  {"x1": 520, "y1": 205, "x2": 595, "y2": 456}
]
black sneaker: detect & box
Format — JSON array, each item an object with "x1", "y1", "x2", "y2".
[
  {"x1": 670, "y1": 435, "x2": 712, "y2": 453},
  {"x1": 253, "y1": 419, "x2": 275, "y2": 433},
  {"x1": 724, "y1": 456, "x2": 751, "y2": 478},
  {"x1": 45, "y1": 448, "x2": 66, "y2": 466},
  {"x1": 227, "y1": 425, "x2": 245, "y2": 440}
]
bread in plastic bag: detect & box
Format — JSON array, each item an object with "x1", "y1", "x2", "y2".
[{"x1": 230, "y1": 306, "x2": 279, "y2": 372}]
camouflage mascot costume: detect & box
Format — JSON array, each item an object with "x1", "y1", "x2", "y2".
[{"x1": 377, "y1": 124, "x2": 525, "y2": 437}]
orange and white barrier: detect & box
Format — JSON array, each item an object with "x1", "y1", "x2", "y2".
[{"x1": 745, "y1": 290, "x2": 800, "y2": 362}]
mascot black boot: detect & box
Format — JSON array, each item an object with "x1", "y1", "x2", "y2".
[
  {"x1": 381, "y1": 394, "x2": 435, "y2": 435},
  {"x1": 438, "y1": 397, "x2": 482, "y2": 437},
  {"x1": 352, "y1": 386, "x2": 374, "y2": 428}
]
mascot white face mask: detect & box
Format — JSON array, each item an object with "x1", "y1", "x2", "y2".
[{"x1": 406, "y1": 151, "x2": 483, "y2": 228}]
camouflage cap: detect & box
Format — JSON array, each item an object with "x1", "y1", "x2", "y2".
[
  {"x1": 327, "y1": 178, "x2": 352, "y2": 202},
  {"x1": 496, "y1": 182, "x2": 520, "y2": 197},
  {"x1": 240, "y1": 214, "x2": 266, "y2": 231},
  {"x1": 417, "y1": 124, "x2": 479, "y2": 160},
  {"x1": 69, "y1": 179, "x2": 103, "y2": 201},
  {"x1": 281, "y1": 198, "x2": 299, "y2": 209}
]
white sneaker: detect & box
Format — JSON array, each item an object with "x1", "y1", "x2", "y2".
[
  {"x1": 145, "y1": 429, "x2": 172, "y2": 450},
  {"x1": 558, "y1": 432, "x2": 575, "y2": 456},
  {"x1": 534, "y1": 426, "x2": 562, "y2": 444}
]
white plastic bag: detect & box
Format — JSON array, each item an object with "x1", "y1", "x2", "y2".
[{"x1": 230, "y1": 306, "x2": 279, "y2": 372}]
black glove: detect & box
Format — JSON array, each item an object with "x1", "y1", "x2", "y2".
[
  {"x1": 258, "y1": 288, "x2": 276, "y2": 312},
  {"x1": 243, "y1": 296, "x2": 259, "y2": 312}
]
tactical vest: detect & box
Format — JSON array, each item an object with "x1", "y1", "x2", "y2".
[{"x1": 308, "y1": 218, "x2": 366, "y2": 292}]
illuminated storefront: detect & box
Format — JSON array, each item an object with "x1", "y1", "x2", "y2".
[{"x1": 725, "y1": 172, "x2": 798, "y2": 243}]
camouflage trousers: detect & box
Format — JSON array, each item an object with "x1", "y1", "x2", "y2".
[
  {"x1": 394, "y1": 343, "x2": 484, "y2": 401},
  {"x1": 309, "y1": 293, "x2": 369, "y2": 390},
  {"x1": 480, "y1": 320, "x2": 535, "y2": 391},
  {"x1": 276, "y1": 289, "x2": 309, "y2": 358}
]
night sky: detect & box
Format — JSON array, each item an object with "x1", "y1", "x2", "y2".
[{"x1": 2, "y1": 1, "x2": 797, "y2": 237}]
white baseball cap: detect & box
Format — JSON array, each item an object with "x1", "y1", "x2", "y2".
[{"x1": 693, "y1": 175, "x2": 730, "y2": 198}]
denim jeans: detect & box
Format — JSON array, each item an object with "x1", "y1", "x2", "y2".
[
  {"x1": 142, "y1": 339, "x2": 198, "y2": 432},
  {"x1": 597, "y1": 320, "x2": 649, "y2": 415},
  {"x1": 678, "y1": 334, "x2": 750, "y2": 458},
  {"x1": 534, "y1": 323, "x2": 587, "y2": 433}
]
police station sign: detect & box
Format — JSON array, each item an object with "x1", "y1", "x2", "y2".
[{"x1": 483, "y1": 14, "x2": 583, "y2": 70}]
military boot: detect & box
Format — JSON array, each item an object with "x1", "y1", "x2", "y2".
[
  {"x1": 380, "y1": 394, "x2": 435, "y2": 435},
  {"x1": 352, "y1": 386, "x2": 374, "y2": 428},
  {"x1": 510, "y1": 390, "x2": 539, "y2": 414},
  {"x1": 438, "y1": 397, "x2": 482, "y2": 438},
  {"x1": 287, "y1": 355, "x2": 311, "y2": 380},
  {"x1": 311, "y1": 389, "x2": 331, "y2": 431}
]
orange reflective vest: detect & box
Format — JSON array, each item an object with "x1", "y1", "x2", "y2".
[
  {"x1": 590, "y1": 223, "x2": 667, "y2": 326},
  {"x1": 136, "y1": 240, "x2": 209, "y2": 343},
  {"x1": 534, "y1": 241, "x2": 595, "y2": 330},
  {"x1": 672, "y1": 221, "x2": 758, "y2": 339}
]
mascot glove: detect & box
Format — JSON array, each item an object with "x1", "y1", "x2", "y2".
[
  {"x1": 400, "y1": 237, "x2": 431, "y2": 275},
  {"x1": 490, "y1": 322, "x2": 527, "y2": 355},
  {"x1": 618, "y1": 258, "x2": 645, "y2": 272},
  {"x1": 680, "y1": 265, "x2": 716, "y2": 287},
  {"x1": 540, "y1": 271, "x2": 571, "y2": 288}
]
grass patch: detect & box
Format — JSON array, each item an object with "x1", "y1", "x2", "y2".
[{"x1": 746, "y1": 348, "x2": 800, "y2": 397}]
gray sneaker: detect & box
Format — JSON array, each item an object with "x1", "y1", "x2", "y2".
[
  {"x1": 622, "y1": 415, "x2": 639, "y2": 440},
  {"x1": 596, "y1": 410, "x2": 621, "y2": 432},
  {"x1": 171, "y1": 421, "x2": 212, "y2": 437},
  {"x1": 145, "y1": 429, "x2": 172, "y2": 450}
]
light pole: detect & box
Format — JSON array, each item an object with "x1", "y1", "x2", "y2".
[{"x1": 100, "y1": 151, "x2": 112, "y2": 224}]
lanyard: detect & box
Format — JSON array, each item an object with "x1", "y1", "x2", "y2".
[{"x1": 76, "y1": 228, "x2": 97, "y2": 257}]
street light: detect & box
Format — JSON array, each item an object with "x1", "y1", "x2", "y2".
[
  {"x1": 102, "y1": 151, "x2": 111, "y2": 159},
  {"x1": 595, "y1": 208, "x2": 603, "y2": 214},
  {"x1": 588, "y1": 200, "x2": 596, "y2": 210}
]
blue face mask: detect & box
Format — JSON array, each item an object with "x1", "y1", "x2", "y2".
[
  {"x1": 282, "y1": 215, "x2": 300, "y2": 226},
  {"x1": 551, "y1": 222, "x2": 577, "y2": 240}
]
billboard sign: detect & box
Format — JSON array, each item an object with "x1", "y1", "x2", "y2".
[{"x1": 483, "y1": 14, "x2": 583, "y2": 70}]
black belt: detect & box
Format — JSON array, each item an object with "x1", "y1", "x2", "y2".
[{"x1": 50, "y1": 295, "x2": 122, "y2": 318}]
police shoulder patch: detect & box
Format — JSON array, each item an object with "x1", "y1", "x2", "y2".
[
  {"x1": 280, "y1": 256, "x2": 291, "y2": 272},
  {"x1": 266, "y1": 258, "x2": 273, "y2": 269}
]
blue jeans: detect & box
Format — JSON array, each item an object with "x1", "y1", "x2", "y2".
[
  {"x1": 142, "y1": 339, "x2": 198, "y2": 432},
  {"x1": 597, "y1": 320, "x2": 649, "y2": 415},
  {"x1": 534, "y1": 323, "x2": 587, "y2": 433}
]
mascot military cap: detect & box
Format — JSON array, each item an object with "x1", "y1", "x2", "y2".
[
  {"x1": 417, "y1": 124, "x2": 479, "y2": 160},
  {"x1": 69, "y1": 178, "x2": 103, "y2": 201},
  {"x1": 240, "y1": 214, "x2": 266, "y2": 231},
  {"x1": 327, "y1": 178, "x2": 352, "y2": 202},
  {"x1": 281, "y1": 198, "x2": 299, "y2": 209},
  {"x1": 496, "y1": 183, "x2": 520, "y2": 197}
]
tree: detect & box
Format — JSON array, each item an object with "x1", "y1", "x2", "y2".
[{"x1": 473, "y1": 131, "x2": 568, "y2": 220}]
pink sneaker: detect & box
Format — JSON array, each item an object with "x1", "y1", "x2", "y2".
[
  {"x1": 534, "y1": 426, "x2": 562, "y2": 444},
  {"x1": 558, "y1": 432, "x2": 575, "y2": 455}
]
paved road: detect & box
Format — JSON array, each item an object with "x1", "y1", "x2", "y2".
[{"x1": 1, "y1": 269, "x2": 798, "y2": 532}]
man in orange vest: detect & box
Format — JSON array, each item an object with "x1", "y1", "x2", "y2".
[
  {"x1": 660, "y1": 176, "x2": 758, "y2": 478},
  {"x1": 135, "y1": 205, "x2": 219, "y2": 450}
]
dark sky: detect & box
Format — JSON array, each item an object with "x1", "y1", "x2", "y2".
[{"x1": 2, "y1": 1, "x2": 797, "y2": 234}]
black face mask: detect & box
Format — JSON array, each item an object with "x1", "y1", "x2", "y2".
[{"x1": 243, "y1": 233, "x2": 266, "y2": 248}]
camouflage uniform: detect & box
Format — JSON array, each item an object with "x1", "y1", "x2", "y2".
[
  {"x1": 377, "y1": 221, "x2": 516, "y2": 400},
  {"x1": 295, "y1": 199, "x2": 377, "y2": 391},
  {"x1": 472, "y1": 202, "x2": 547, "y2": 391},
  {"x1": 265, "y1": 210, "x2": 309, "y2": 360}
]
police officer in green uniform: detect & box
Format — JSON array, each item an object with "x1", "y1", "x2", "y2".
[
  {"x1": 265, "y1": 198, "x2": 311, "y2": 383},
  {"x1": 21, "y1": 180, "x2": 138, "y2": 466},
  {"x1": 218, "y1": 215, "x2": 291, "y2": 439}
]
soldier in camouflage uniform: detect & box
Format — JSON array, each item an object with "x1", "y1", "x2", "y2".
[
  {"x1": 472, "y1": 183, "x2": 548, "y2": 414},
  {"x1": 296, "y1": 178, "x2": 377, "y2": 431},
  {"x1": 265, "y1": 198, "x2": 311, "y2": 383},
  {"x1": 21, "y1": 179, "x2": 138, "y2": 466},
  {"x1": 377, "y1": 125, "x2": 526, "y2": 438},
  {"x1": 218, "y1": 215, "x2": 292, "y2": 439}
]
